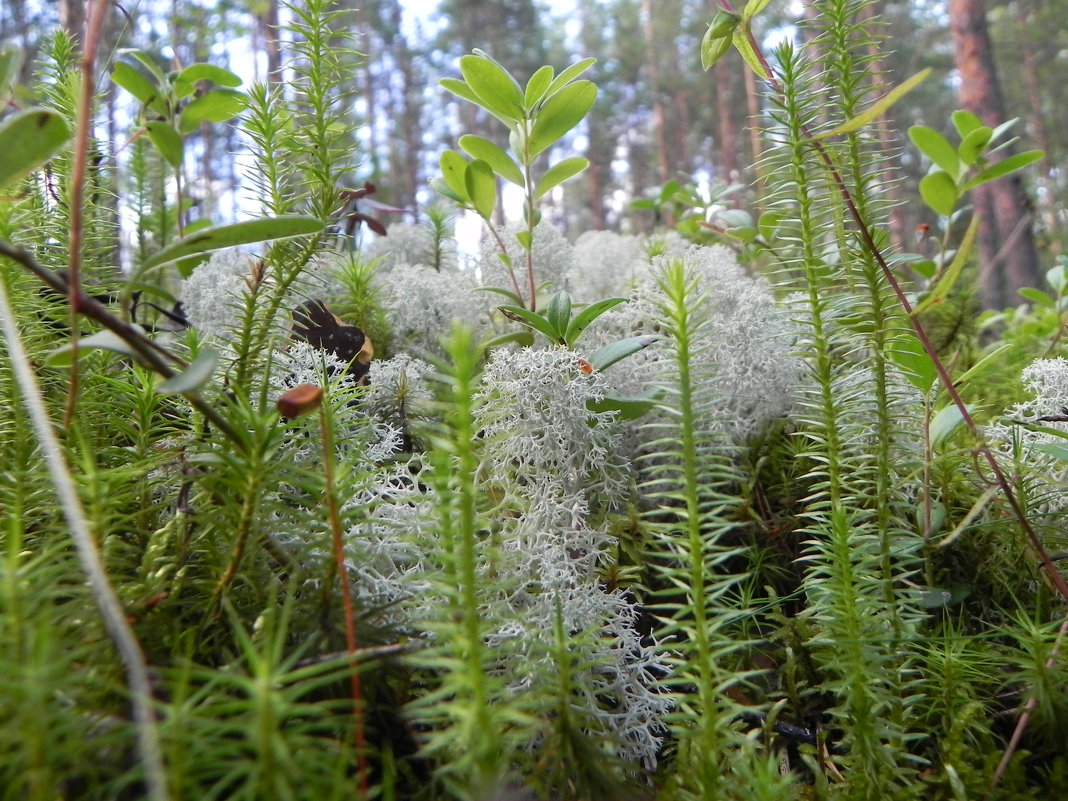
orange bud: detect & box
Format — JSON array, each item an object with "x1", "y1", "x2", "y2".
[{"x1": 277, "y1": 383, "x2": 324, "y2": 419}]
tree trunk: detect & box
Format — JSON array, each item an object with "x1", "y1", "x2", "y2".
[
  {"x1": 714, "y1": 60, "x2": 739, "y2": 184},
  {"x1": 949, "y1": 0, "x2": 1041, "y2": 308},
  {"x1": 58, "y1": 0, "x2": 85, "y2": 45},
  {"x1": 641, "y1": 0, "x2": 671, "y2": 190},
  {"x1": 256, "y1": 0, "x2": 282, "y2": 83}
]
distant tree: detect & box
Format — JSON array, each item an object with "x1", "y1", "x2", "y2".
[{"x1": 950, "y1": 0, "x2": 1041, "y2": 307}]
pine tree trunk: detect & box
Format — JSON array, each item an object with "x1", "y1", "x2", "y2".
[
  {"x1": 949, "y1": 0, "x2": 1041, "y2": 308},
  {"x1": 714, "y1": 61, "x2": 738, "y2": 184}
]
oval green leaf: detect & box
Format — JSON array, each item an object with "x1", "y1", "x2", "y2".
[
  {"x1": 534, "y1": 156, "x2": 588, "y2": 200},
  {"x1": 112, "y1": 62, "x2": 161, "y2": 108},
  {"x1": 545, "y1": 290, "x2": 572, "y2": 337},
  {"x1": 919, "y1": 170, "x2": 958, "y2": 217},
  {"x1": 564, "y1": 297, "x2": 627, "y2": 345},
  {"x1": 141, "y1": 215, "x2": 324, "y2": 271},
  {"x1": 464, "y1": 158, "x2": 497, "y2": 220},
  {"x1": 952, "y1": 110, "x2": 983, "y2": 138},
  {"x1": 908, "y1": 125, "x2": 960, "y2": 178},
  {"x1": 588, "y1": 335, "x2": 660, "y2": 372},
  {"x1": 499, "y1": 304, "x2": 559, "y2": 343},
  {"x1": 460, "y1": 54, "x2": 524, "y2": 121},
  {"x1": 177, "y1": 63, "x2": 242, "y2": 88},
  {"x1": 145, "y1": 120, "x2": 184, "y2": 168},
  {"x1": 0, "y1": 109, "x2": 71, "y2": 188},
  {"x1": 439, "y1": 150, "x2": 470, "y2": 202},
  {"x1": 178, "y1": 89, "x2": 246, "y2": 134},
  {"x1": 459, "y1": 134, "x2": 524, "y2": 186},
  {"x1": 527, "y1": 81, "x2": 596, "y2": 160},
  {"x1": 587, "y1": 389, "x2": 661, "y2": 421},
  {"x1": 890, "y1": 333, "x2": 936, "y2": 393},
  {"x1": 1019, "y1": 287, "x2": 1054, "y2": 308},
  {"x1": 930, "y1": 403, "x2": 970, "y2": 447},
  {"x1": 0, "y1": 45, "x2": 20, "y2": 97},
  {"x1": 544, "y1": 58, "x2": 596, "y2": 99},
  {"x1": 46, "y1": 328, "x2": 142, "y2": 366},
  {"x1": 701, "y1": 11, "x2": 739, "y2": 71},
  {"x1": 959, "y1": 126, "x2": 992, "y2": 166},
  {"x1": 962, "y1": 151, "x2": 1044, "y2": 191},
  {"x1": 157, "y1": 348, "x2": 219, "y2": 394},
  {"x1": 525, "y1": 65, "x2": 554, "y2": 108}
]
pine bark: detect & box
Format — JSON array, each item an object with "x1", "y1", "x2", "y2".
[{"x1": 949, "y1": 0, "x2": 1041, "y2": 308}]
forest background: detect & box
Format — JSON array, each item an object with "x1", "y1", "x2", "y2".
[
  {"x1": 4, "y1": 0, "x2": 1064, "y2": 309},
  {"x1": 7, "y1": 0, "x2": 1068, "y2": 799}
]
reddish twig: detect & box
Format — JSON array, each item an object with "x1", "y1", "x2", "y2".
[
  {"x1": 64, "y1": 0, "x2": 111, "y2": 427},
  {"x1": 318, "y1": 401, "x2": 369, "y2": 799}
]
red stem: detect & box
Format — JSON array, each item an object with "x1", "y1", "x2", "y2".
[
  {"x1": 64, "y1": 0, "x2": 111, "y2": 426},
  {"x1": 319, "y1": 404, "x2": 369, "y2": 799}
]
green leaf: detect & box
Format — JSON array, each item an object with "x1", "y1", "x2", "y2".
[
  {"x1": 564, "y1": 297, "x2": 628, "y2": 345},
  {"x1": 958, "y1": 126, "x2": 992, "y2": 166},
  {"x1": 717, "y1": 208, "x2": 752, "y2": 228},
  {"x1": 144, "y1": 120, "x2": 184, "y2": 168},
  {"x1": 430, "y1": 176, "x2": 464, "y2": 203},
  {"x1": 125, "y1": 50, "x2": 166, "y2": 84},
  {"x1": 527, "y1": 81, "x2": 596, "y2": 160},
  {"x1": 757, "y1": 210, "x2": 784, "y2": 241},
  {"x1": 46, "y1": 328, "x2": 142, "y2": 366},
  {"x1": 952, "y1": 110, "x2": 984, "y2": 139},
  {"x1": 460, "y1": 54, "x2": 524, "y2": 121},
  {"x1": 475, "y1": 285, "x2": 524, "y2": 304},
  {"x1": 910, "y1": 259, "x2": 937, "y2": 280},
  {"x1": 1019, "y1": 287, "x2": 1055, "y2": 308},
  {"x1": 483, "y1": 329, "x2": 535, "y2": 351},
  {"x1": 141, "y1": 215, "x2": 324, "y2": 271},
  {"x1": 464, "y1": 159, "x2": 497, "y2": 220},
  {"x1": 157, "y1": 348, "x2": 218, "y2": 394},
  {"x1": 534, "y1": 157, "x2": 588, "y2": 199},
  {"x1": 913, "y1": 214, "x2": 978, "y2": 316},
  {"x1": 953, "y1": 343, "x2": 1011, "y2": 388},
  {"x1": 989, "y1": 117, "x2": 1020, "y2": 146},
  {"x1": 726, "y1": 225, "x2": 757, "y2": 243},
  {"x1": 1047, "y1": 264, "x2": 1067, "y2": 295},
  {"x1": 1032, "y1": 442, "x2": 1068, "y2": 463},
  {"x1": 0, "y1": 109, "x2": 71, "y2": 189},
  {"x1": 587, "y1": 389, "x2": 662, "y2": 420},
  {"x1": 930, "y1": 404, "x2": 971, "y2": 446},
  {"x1": 817, "y1": 69, "x2": 931, "y2": 139},
  {"x1": 908, "y1": 125, "x2": 961, "y2": 178},
  {"x1": 545, "y1": 290, "x2": 572, "y2": 338},
  {"x1": 0, "y1": 44, "x2": 20, "y2": 97},
  {"x1": 919, "y1": 170, "x2": 958, "y2": 217},
  {"x1": 440, "y1": 76, "x2": 482, "y2": 106},
  {"x1": 890, "y1": 334, "x2": 937, "y2": 393},
  {"x1": 742, "y1": 0, "x2": 773, "y2": 21},
  {"x1": 701, "y1": 11, "x2": 740, "y2": 71},
  {"x1": 112, "y1": 62, "x2": 162, "y2": 110},
  {"x1": 498, "y1": 304, "x2": 560, "y2": 343},
  {"x1": 962, "y1": 151, "x2": 1044, "y2": 191},
  {"x1": 178, "y1": 89, "x2": 245, "y2": 134},
  {"x1": 524, "y1": 65, "x2": 554, "y2": 108},
  {"x1": 177, "y1": 63, "x2": 242, "y2": 88},
  {"x1": 515, "y1": 230, "x2": 533, "y2": 251},
  {"x1": 588, "y1": 335, "x2": 659, "y2": 371},
  {"x1": 439, "y1": 150, "x2": 470, "y2": 202},
  {"x1": 732, "y1": 25, "x2": 769, "y2": 80},
  {"x1": 544, "y1": 58, "x2": 596, "y2": 99},
  {"x1": 459, "y1": 135, "x2": 524, "y2": 186}
]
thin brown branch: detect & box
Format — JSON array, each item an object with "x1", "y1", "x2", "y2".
[
  {"x1": 0, "y1": 239, "x2": 245, "y2": 447},
  {"x1": 64, "y1": 0, "x2": 111, "y2": 426}
]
